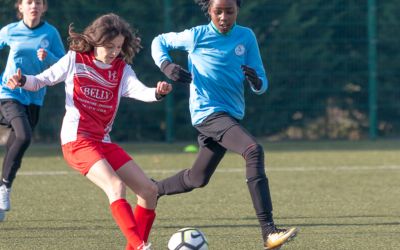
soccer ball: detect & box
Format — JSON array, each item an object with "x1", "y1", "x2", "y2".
[{"x1": 168, "y1": 227, "x2": 209, "y2": 250}]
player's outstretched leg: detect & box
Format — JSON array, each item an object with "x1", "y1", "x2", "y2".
[{"x1": 264, "y1": 225, "x2": 298, "y2": 250}]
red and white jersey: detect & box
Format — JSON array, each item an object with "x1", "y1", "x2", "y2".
[{"x1": 24, "y1": 50, "x2": 159, "y2": 144}]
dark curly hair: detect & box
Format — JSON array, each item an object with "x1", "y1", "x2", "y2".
[
  {"x1": 194, "y1": 0, "x2": 242, "y2": 18},
  {"x1": 68, "y1": 13, "x2": 142, "y2": 64}
]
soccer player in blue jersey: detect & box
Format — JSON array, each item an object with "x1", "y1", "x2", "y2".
[
  {"x1": 151, "y1": 0, "x2": 298, "y2": 249},
  {"x1": 0, "y1": 0, "x2": 65, "y2": 221}
]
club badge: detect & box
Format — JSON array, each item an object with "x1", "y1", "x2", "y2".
[
  {"x1": 40, "y1": 39, "x2": 50, "y2": 49},
  {"x1": 235, "y1": 44, "x2": 245, "y2": 56}
]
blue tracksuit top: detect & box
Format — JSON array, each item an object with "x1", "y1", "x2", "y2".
[
  {"x1": 0, "y1": 20, "x2": 65, "y2": 106},
  {"x1": 152, "y1": 22, "x2": 268, "y2": 125}
]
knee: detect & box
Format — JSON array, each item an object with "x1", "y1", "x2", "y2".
[
  {"x1": 185, "y1": 170, "x2": 210, "y2": 189},
  {"x1": 138, "y1": 181, "x2": 158, "y2": 202},
  {"x1": 243, "y1": 143, "x2": 264, "y2": 161},
  {"x1": 14, "y1": 133, "x2": 32, "y2": 147},
  {"x1": 243, "y1": 144, "x2": 266, "y2": 179},
  {"x1": 190, "y1": 178, "x2": 209, "y2": 189}
]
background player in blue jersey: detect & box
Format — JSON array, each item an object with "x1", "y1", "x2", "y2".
[
  {"x1": 151, "y1": 0, "x2": 298, "y2": 249},
  {"x1": 0, "y1": 0, "x2": 65, "y2": 221}
]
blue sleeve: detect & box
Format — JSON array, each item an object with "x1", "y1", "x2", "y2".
[
  {"x1": 245, "y1": 30, "x2": 268, "y2": 94},
  {"x1": 43, "y1": 28, "x2": 65, "y2": 67},
  {"x1": 151, "y1": 28, "x2": 195, "y2": 68},
  {"x1": 0, "y1": 26, "x2": 8, "y2": 50}
]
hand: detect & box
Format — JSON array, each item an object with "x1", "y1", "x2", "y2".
[
  {"x1": 156, "y1": 81, "x2": 173, "y2": 96},
  {"x1": 241, "y1": 65, "x2": 262, "y2": 90},
  {"x1": 160, "y1": 61, "x2": 192, "y2": 84},
  {"x1": 7, "y1": 68, "x2": 24, "y2": 90},
  {"x1": 37, "y1": 48, "x2": 48, "y2": 61}
]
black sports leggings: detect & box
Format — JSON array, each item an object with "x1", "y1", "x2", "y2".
[
  {"x1": 157, "y1": 124, "x2": 274, "y2": 237},
  {"x1": 1, "y1": 116, "x2": 32, "y2": 187},
  {"x1": 1, "y1": 103, "x2": 39, "y2": 188}
]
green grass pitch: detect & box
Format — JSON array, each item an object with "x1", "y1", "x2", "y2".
[{"x1": 0, "y1": 140, "x2": 399, "y2": 249}]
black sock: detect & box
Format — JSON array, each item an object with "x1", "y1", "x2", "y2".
[{"x1": 0, "y1": 179, "x2": 11, "y2": 189}]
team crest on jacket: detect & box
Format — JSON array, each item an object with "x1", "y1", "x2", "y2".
[
  {"x1": 40, "y1": 39, "x2": 50, "y2": 49},
  {"x1": 80, "y1": 85, "x2": 114, "y2": 102},
  {"x1": 235, "y1": 44, "x2": 245, "y2": 56},
  {"x1": 108, "y1": 70, "x2": 118, "y2": 82}
]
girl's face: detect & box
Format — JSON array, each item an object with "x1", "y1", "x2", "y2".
[
  {"x1": 18, "y1": 0, "x2": 47, "y2": 27},
  {"x1": 94, "y1": 35, "x2": 125, "y2": 64},
  {"x1": 208, "y1": 0, "x2": 238, "y2": 34}
]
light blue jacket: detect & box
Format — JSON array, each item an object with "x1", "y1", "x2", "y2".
[
  {"x1": 0, "y1": 20, "x2": 65, "y2": 105},
  {"x1": 152, "y1": 22, "x2": 268, "y2": 125}
]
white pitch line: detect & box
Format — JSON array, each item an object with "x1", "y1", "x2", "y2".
[
  {"x1": 18, "y1": 171, "x2": 75, "y2": 176},
  {"x1": 17, "y1": 165, "x2": 400, "y2": 176}
]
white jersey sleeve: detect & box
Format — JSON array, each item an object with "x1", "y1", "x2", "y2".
[
  {"x1": 23, "y1": 51, "x2": 75, "y2": 91},
  {"x1": 121, "y1": 65, "x2": 158, "y2": 102}
]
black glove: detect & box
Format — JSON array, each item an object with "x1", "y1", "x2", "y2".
[
  {"x1": 160, "y1": 61, "x2": 192, "y2": 84},
  {"x1": 241, "y1": 65, "x2": 262, "y2": 90}
]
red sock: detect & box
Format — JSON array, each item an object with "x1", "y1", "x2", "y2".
[
  {"x1": 110, "y1": 199, "x2": 143, "y2": 249},
  {"x1": 125, "y1": 243, "x2": 134, "y2": 250},
  {"x1": 134, "y1": 205, "x2": 156, "y2": 242}
]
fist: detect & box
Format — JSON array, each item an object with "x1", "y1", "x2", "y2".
[
  {"x1": 156, "y1": 81, "x2": 173, "y2": 96},
  {"x1": 37, "y1": 48, "x2": 48, "y2": 61},
  {"x1": 7, "y1": 68, "x2": 23, "y2": 90}
]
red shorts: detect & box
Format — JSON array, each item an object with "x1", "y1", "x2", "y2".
[{"x1": 62, "y1": 137, "x2": 132, "y2": 175}]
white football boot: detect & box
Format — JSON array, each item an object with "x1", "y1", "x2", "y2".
[
  {"x1": 264, "y1": 226, "x2": 298, "y2": 250},
  {"x1": 137, "y1": 242, "x2": 152, "y2": 250},
  {"x1": 0, "y1": 184, "x2": 11, "y2": 211}
]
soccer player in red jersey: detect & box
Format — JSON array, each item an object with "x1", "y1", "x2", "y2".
[{"x1": 7, "y1": 13, "x2": 171, "y2": 250}]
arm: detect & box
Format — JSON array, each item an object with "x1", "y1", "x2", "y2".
[
  {"x1": 44, "y1": 28, "x2": 66, "y2": 65},
  {"x1": 151, "y1": 29, "x2": 195, "y2": 67},
  {"x1": 7, "y1": 51, "x2": 73, "y2": 91},
  {"x1": 0, "y1": 26, "x2": 8, "y2": 50},
  {"x1": 38, "y1": 27, "x2": 66, "y2": 66},
  {"x1": 121, "y1": 65, "x2": 172, "y2": 102},
  {"x1": 151, "y1": 29, "x2": 194, "y2": 83},
  {"x1": 243, "y1": 30, "x2": 268, "y2": 94}
]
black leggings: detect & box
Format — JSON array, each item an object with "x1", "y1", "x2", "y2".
[
  {"x1": 2, "y1": 117, "x2": 32, "y2": 187},
  {"x1": 157, "y1": 124, "x2": 274, "y2": 239},
  {"x1": 0, "y1": 101, "x2": 39, "y2": 188}
]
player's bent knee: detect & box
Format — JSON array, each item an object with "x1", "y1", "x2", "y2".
[
  {"x1": 184, "y1": 169, "x2": 210, "y2": 189},
  {"x1": 243, "y1": 143, "x2": 264, "y2": 161},
  {"x1": 148, "y1": 182, "x2": 158, "y2": 197},
  {"x1": 247, "y1": 143, "x2": 264, "y2": 156},
  {"x1": 15, "y1": 135, "x2": 32, "y2": 147},
  {"x1": 189, "y1": 177, "x2": 210, "y2": 189},
  {"x1": 137, "y1": 182, "x2": 158, "y2": 201}
]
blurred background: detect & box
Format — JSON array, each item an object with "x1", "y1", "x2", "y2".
[{"x1": 0, "y1": 0, "x2": 399, "y2": 143}]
